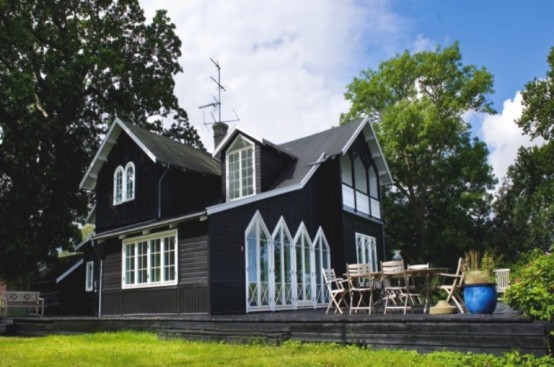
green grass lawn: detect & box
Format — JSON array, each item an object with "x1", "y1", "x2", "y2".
[{"x1": 0, "y1": 331, "x2": 552, "y2": 367}]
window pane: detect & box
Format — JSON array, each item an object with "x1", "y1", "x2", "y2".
[
  {"x1": 125, "y1": 244, "x2": 135, "y2": 285},
  {"x1": 126, "y1": 164, "x2": 135, "y2": 200},
  {"x1": 368, "y1": 165, "x2": 378, "y2": 198},
  {"x1": 137, "y1": 241, "x2": 148, "y2": 284},
  {"x1": 163, "y1": 236, "x2": 176, "y2": 281},
  {"x1": 354, "y1": 156, "x2": 368, "y2": 194},
  {"x1": 114, "y1": 168, "x2": 123, "y2": 203},
  {"x1": 150, "y1": 239, "x2": 161, "y2": 283},
  {"x1": 341, "y1": 154, "x2": 353, "y2": 186}
]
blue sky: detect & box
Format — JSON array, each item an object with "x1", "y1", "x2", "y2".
[
  {"x1": 395, "y1": 1, "x2": 554, "y2": 111},
  {"x1": 140, "y1": 0, "x2": 553, "y2": 185}
]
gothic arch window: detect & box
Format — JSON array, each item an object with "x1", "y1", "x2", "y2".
[
  {"x1": 125, "y1": 162, "x2": 135, "y2": 201},
  {"x1": 113, "y1": 166, "x2": 124, "y2": 205},
  {"x1": 113, "y1": 161, "x2": 136, "y2": 205}
]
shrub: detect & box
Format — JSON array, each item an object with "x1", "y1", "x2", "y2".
[{"x1": 504, "y1": 251, "x2": 554, "y2": 322}]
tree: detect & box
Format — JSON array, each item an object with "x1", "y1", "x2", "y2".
[
  {"x1": 517, "y1": 47, "x2": 554, "y2": 141},
  {"x1": 492, "y1": 47, "x2": 554, "y2": 257},
  {"x1": 0, "y1": 0, "x2": 202, "y2": 282},
  {"x1": 342, "y1": 43, "x2": 496, "y2": 266},
  {"x1": 492, "y1": 144, "x2": 554, "y2": 257}
]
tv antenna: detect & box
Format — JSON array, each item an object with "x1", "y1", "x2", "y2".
[{"x1": 198, "y1": 58, "x2": 240, "y2": 126}]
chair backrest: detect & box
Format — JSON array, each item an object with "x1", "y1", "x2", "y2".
[
  {"x1": 494, "y1": 268, "x2": 510, "y2": 293},
  {"x1": 407, "y1": 263, "x2": 429, "y2": 270},
  {"x1": 347, "y1": 263, "x2": 371, "y2": 277},
  {"x1": 381, "y1": 260, "x2": 405, "y2": 275},
  {"x1": 347, "y1": 263, "x2": 371, "y2": 288},
  {"x1": 452, "y1": 257, "x2": 466, "y2": 287},
  {"x1": 322, "y1": 268, "x2": 344, "y2": 291}
]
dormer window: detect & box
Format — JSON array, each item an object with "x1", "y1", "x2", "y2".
[
  {"x1": 113, "y1": 161, "x2": 135, "y2": 205},
  {"x1": 226, "y1": 135, "x2": 255, "y2": 201}
]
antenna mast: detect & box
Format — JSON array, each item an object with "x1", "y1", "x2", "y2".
[{"x1": 198, "y1": 58, "x2": 239, "y2": 125}]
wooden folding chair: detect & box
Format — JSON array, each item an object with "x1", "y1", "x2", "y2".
[
  {"x1": 381, "y1": 260, "x2": 411, "y2": 314},
  {"x1": 406, "y1": 263, "x2": 429, "y2": 305},
  {"x1": 436, "y1": 257, "x2": 466, "y2": 313},
  {"x1": 347, "y1": 263, "x2": 377, "y2": 314},
  {"x1": 322, "y1": 268, "x2": 349, "y2": 314}
]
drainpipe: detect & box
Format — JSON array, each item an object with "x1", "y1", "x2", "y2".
[
  {"x1": 158, "y1": 164, "x2": 170, "y2": 218},
  {"x1": 91, "y1": 240, "x2": 103, "y2": 317}
]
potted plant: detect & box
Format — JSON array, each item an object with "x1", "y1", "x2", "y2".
[{"x1": 463, "y1": 249, "x2": 497, "y2": 314}]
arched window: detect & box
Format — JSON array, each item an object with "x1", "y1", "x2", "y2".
[
  {"x1": 125, "y1": 162, "x2": 135, "y2": 201},
  {"x1": 271, "y1": 217, "x2": 294, "y2": 308},
  {"x1": 226, "y1": 135, "x2": 255, "y2": 201},
  {"x1": 313, "y1": 227, "x2": 331, "y2": 305},
  {"x1": 293, "y1": 223, "x2": 313, "y2": 307},
  {"x1": 245, "y1": 211, "x2": 271, "y2": 311},
  {"x1": 113, "y1": 166, "x2": 124, "y2": 205}
]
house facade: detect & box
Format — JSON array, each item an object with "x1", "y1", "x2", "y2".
[{"x1": 79, "y1": 117, "x2": 391, "y2": 315}]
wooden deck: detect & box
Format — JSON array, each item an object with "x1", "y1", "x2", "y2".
[{"x1": 2, "y1": 309, "x2": 553, "y2": 357}]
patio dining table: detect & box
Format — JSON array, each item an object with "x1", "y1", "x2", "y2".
[{"x1": 382, "y1": 267, "x2": 449, "y2": 313}]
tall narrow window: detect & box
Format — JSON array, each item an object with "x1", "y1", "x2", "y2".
[
  {"x1": 354, "y1": 156, "x2": 370, "y2": 215},
  {"x1": 226, "y1": 135, "x2": 255, "y2": 201},
  {"x1": 113, "y1": 166, "x2": 124, "y2": 204},
  {"x1": 245, "y1": 212, "x2": 271, "y2": 310},
  {"x1": 125, "y1": 162, "x2": 135, "y2": 201},
  {"x1": 313, "y1": 228, "x2": 331, "y2": 305},
  {"x1": 368, "y1": 164, "x2": 381, "y2": 219},
  {"x1": 271, "y1": 217, "x2": 294, "y2": 308},
  {"x1": 85, "y1": 261, "x2": 94, "y2": 292},
  {"x1": 356, "y1": 233, "x2": 378, "y2": 272}
]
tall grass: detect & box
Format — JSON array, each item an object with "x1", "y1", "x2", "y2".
[{"x1": 0, "y1": 331, "x2": 552, "y2": 367}]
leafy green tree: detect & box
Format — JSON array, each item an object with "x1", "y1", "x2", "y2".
[
  {"x1": 517, "y1": 47, "x2": 554, "y2": 141},
  {"x1": 492, "y1": 47, "x2": 554, "y2": 258},
  {"x1": 492, "y1": 144, "x2": 554, "y2": 257},
  {"x1": 342, "y1": 43, "x2": 496, "y2": 266},
  {"x1": 0, "y1": 0, "x2": 201, "y2": 282}
]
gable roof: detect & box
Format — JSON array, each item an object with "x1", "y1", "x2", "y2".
[
  {"x1": 80, "y1": 118, "x2": 220, "y2": 190},
  {"x1": 207, "y1": 117, "x2": 392, "y2": 215}
]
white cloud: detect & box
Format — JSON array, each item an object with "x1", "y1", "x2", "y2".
[
  {"x1": 480, "y1": 92, "x2": 545, "y2": 186},
  {"x1": 139, "y1": 0, "x2": 412, "y2": 152}
]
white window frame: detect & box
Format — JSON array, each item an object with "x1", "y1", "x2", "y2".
[
  {"x1": 121, "y1": 229, "x2": 178, "y2": 289},
  {"x1": 124, "y1": 161, "x2": 135, "y2": 201},
  {"x1": 113, "y1": 166, "x2": 124, "y2": 205},
  {"x1": 245, "y1": 212, "x2": 331, "y2": 313},
  {"x1": 355, "y1": 233, "x2": 378, "y2": 272},
  {"x1": 113, "y1": 161, "x2": 136, "y2": 206},
  {"x1": 85, "y1": 261, "x2": 94, "y2": 292},
  {"x1": 226, "y1": 135, "x2": 256, "y2": 201}
]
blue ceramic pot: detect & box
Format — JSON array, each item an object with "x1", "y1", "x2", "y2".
[{"x1": 463, "y1": 284, "x2": 497, "y2": 314}]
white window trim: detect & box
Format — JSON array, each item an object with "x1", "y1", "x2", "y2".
[
  {"x1": 226, "y1": 135, "x2": 256, "y2": 202},
  {"x1": 85, "y1": 261, "x2": 94, "y2": 292},
  {"x1": 245, "y1": 212, "x2": 331, "y2": 313},
  {"x1": 113, "y1": 166, "x2": 124, "y2": 205},
  {"x1": 124, "y1": 161, "x2": 135, "y2": 201},
  {"x1": 121, "y1": 229, "x2": 178, "y2": 289},
  {"x1": 113, "y1": 161, "x2": 136, "y2": 206},
  {"x1": 355, "y1": 233, "x2": 378, "y2": 272}
]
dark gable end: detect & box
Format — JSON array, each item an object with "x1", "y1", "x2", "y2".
[{"x1": 207, "y1": 118, "x2": 391, "y2": 215}]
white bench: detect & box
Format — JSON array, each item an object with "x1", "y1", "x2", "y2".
[{"x1": 0, "y1": 291, "x2": 44, "y2": 316}]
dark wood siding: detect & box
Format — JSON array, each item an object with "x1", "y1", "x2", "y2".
[
  {"x1": 96, "y1": 134, "x2": 158, "y2": 232},
  {"x1": 208, "y1": 158, "x2": 347, "y2": 314},
  {"x1": 99, "y1": 221, "x2": 209, "y2": 315},
  {"x1": 258, "y1": 144, "x2": 293, "y2": 192},
  {"x1": 95, "y1": 133, "x2": 221, "y2": 233}
]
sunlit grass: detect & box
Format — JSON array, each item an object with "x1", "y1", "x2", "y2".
[{"x1": 0, "y1": 331, "x2": 552, "y2": 367}]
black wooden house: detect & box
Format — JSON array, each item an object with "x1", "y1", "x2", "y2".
[{"x1": 79, "y1": 117, "x2": 391, "y2": 315}]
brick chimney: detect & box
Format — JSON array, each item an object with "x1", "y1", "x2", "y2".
[{"x1": 213, "y1": 122, "x2": 229, "y2": 149}]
